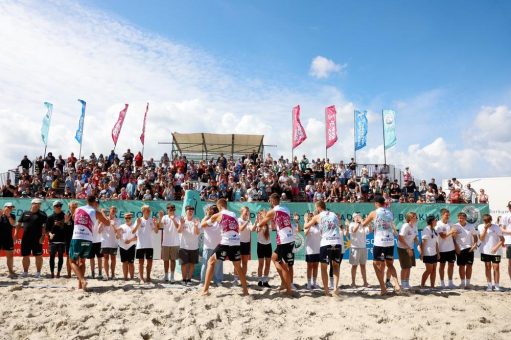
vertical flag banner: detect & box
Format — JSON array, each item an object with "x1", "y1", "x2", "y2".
[
  {"x1": 75, "y1": 99, "x2": 86, "y2": 144},
  {"x1": 354, "y1": 110, "x2": 368, "y2": 150},
  {"x1": 112, "y1": 104, "x2": 129, "y2": 146},
  {"x1": 383, "y1": 109, "x2": 397, "y2": 149},
  {"x1": 292, "y1": 105, "x2": 307, "y2": 149},
  {"x1": 325, "y1": 105, "x2": 338, "y2": 149},
  {"x1": 140, "y1": 102, "x2": 149, "y2": 145},
  {"x1": 41, "y1": 102, "x2": 53, "y2": 146}
]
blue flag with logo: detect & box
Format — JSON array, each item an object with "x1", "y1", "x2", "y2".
[
  {"x1": 41, "y1": 102, "x2": 53, "y2": 146},
  {"x1": 383, "y1": 109, "x2": 397, "y2": 150},
  {"x1": 75, "y1": 99, "x2": 86, "y2": 144},
  {"x1": 354, "y1": 110, "x2": 368, "y2": 151}
]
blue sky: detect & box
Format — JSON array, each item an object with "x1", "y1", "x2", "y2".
[{"x1": 0, "y1": 0, "x2": 510, "y2": 181}]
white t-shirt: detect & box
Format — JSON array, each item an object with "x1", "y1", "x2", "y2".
[
  {"x1": 101, "y1": 218, "x2": 120, "y2": 248},
  {"x1": 398, "y1": 223, "x2": 417, "y2": 249},
  {"x1": 161, "y1": 215, "x2": 180, "y2": 247},
  {"x1": 136, "y1": 217, "x2": 156, "y2": 249},
  {"x1": 92, "y1": 221, "x2": 103, "y2": 243},
  {"x1": 202, "y1": 220, "x2": 221, "y2": 250},
  {"x1": 478, "y1": 224, "x2": 503, "y2": 255},
  {"x1": 319, "y1": 211, "x2": 341, "y2": 247},
  {"x1": 118, "y1": 223, "x2": 136, "y2": 250},
  {"x1": 238, "y1": 217, "x2": 252, "y2": 243},
  {"x1": 421, "y1": 226, "x2": 438, "y2": 256},
  {"x1": 180, "y1": 219, "x2": 199, "y2": 250},
  {"x1": 373, "y1": 207, "x2": 395, "y2": 247},
  {"x1": 435, "y1": 220, "x2": 455, "y2": 252},
  {"x1": 306, "y1": 224, "x2": 321, "y2": 255},
  {"x1": 452, "y1": 223, "x2": 477, "y2": 250},
  {"x1": 250, "y1": 224, "x2": 271, "y2": 245},
  {"x1": 72, "y1": 205, "x2": 97, "y2": 242},
  {"x1": 349, "y1": 222, "x2": 369, "y2": 249},
  {"x1": 500, "y1": 212, "x2": 511, "y2": 245},
  {"x1": 272, "y1": 205, "x2": 295, "y2": 245}
]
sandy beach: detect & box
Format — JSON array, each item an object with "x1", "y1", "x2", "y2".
[{"x1": 0, "y1": 257, "x2": 510, "y2": 340}]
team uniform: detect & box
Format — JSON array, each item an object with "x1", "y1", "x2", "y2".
[
  {"x1": 478, "y1": 223, "x2": 503, "y2": 263},
  {"x1": 501, "y1": 213, "x2": 511, "y2": 259},
  {"x1": 318, "y1": 211, "x2": 342, "y2": 264},
  {"x1": 421, "y1": 226, "x2": 439, "y2": 264},
  {"x1": 452, "y1": 222, "x2": 477, "y2": 266},
  {"x1": 214, "y1": 210, "x2": 241, "y2": 262},
  {"x1": 69, "y1": 205, "x2": 96, "y2": 260},
  {"x1": 272, "y1": 205, "x2": 295, "y2": 265},
  {"x1": 349, "y1": 222, "x2": 369, "y2": 266},
  {"x1": 435, "y1": 221, "x2": 456, "y2": 263},
  {"x1": 0, "y1": 213, "x2": 15, "y2": 251},
  {"x1": 18, "y1": 210, "x2": 47, "y2": 257},
  {"x1": 136, "y1": 218, "x2": 155, "y2": 260},
  {"x1": 372, "y1": 207, "x2": 395, "y2": 261},
  {"x1": 305, "y1": 224, "x2": 321, "y2": 263},
  {"x1": 88, "y1": 221, "x2": 104, "y2": 260},
  {"x1": 397, "y1": 222, "x2": 417, "y2": 269},
  {"x1": 238, "y1": 218, "x2": 252, "y2": 256},
  {"x1": 161, "y1": 215, "x2": 180, "y2": 261},
  {"x1": 253, "y1": 224, "x2": 272, "y2": 259},
  {"x1": 118, "y1": 223, "x2": 136, "y2": 263},
  {"x1": 179, "y1": 219, "x2": 199, "y2": 264},
  {"x1": 101, "y1": 218, "x2": 120, "y2": 255}
]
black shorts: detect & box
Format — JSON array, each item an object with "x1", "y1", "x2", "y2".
[
  {"x1": 21, "y1": 239, "x2": 43, "y2": 256},
  {"x1": 49, "y1": 243, "x2": 65, "y2": 255},
  {"x1": 215, "y1": 244, "x2": 241, "y2": 262},
  {"x1": 179, "y1": 248, "x2": 199, "y2": 264},
  {"x1": 136, "y1": 248, "x2": 154, "y2": 260},
  {"x1": 422, "y1": 255, "x2": 438, "y2": 264},
  {"x1": 87, "y1": 242, "x2": 104, "y2": 259},
  {"x1": 373, "y1": 245, "x2": 394, "y2": 262},
  {"x1": 257, "y1": 243, "x2": 272, "y2": 259},
  {"x1": 481, "y1": 253, "x2": 501, "y2": 264},
  {"x1": 101, "y1": 247, "x2": 118, "y2": 256},
  {"x1": 306, "y1": 254, "x2": 320, "y2": 263},
  {"x1": 120, "y1": 246, "x2": 136, "y2": 263},
  {"x1": 319, "y1": 244, "x2": 342, "y2": 264},
  {"x1": 274, "y1": 242, "x2": 295, "y2": 266},
  {"x1": 456, "y1": 248, "x2": 474, "y2": 266},
  {"x1": 506, "y1": 245, "x2": 511, "y2": 259},
  {"x1": 240, "y1": 242, "x2": 251, "y2": 256},
  {"x1": 439, "y1": 250, "x2": 456, "y2": 264},
  {"x1": 0, "y1": 234, "x2": 14, "y2": 251}
]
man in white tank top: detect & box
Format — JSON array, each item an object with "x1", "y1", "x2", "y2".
[
  {"x1": 69, "y1": 195, "x2": 110, "y2": 291},
  {"x1": 255, "y1": 193, "x2": 295, "y2": 296},
  {"x1": 362, "y1": 196, "x2": 401, "y2": 295},
  {"x1": 304, "y1": 200, "x2": 342, "y2": 296},
  {"x1": 202, "y1": 199, "x2": 248, "y2": 296}
]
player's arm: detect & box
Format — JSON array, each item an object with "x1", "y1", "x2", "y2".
[
  {"x1": 256, "y1": 209, "x2": 275, "y2": 229},
  {"x1": 361, "y1": 211, "x2": 376, "y2": 228}
]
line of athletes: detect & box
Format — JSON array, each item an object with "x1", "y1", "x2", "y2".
[{"x1": 2, "y1": 194, "x2": 510, "y2": 296}]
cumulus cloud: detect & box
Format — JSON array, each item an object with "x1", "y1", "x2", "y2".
[{"x1": 309, "y1": 56, "x2": 346, "y2": 79}]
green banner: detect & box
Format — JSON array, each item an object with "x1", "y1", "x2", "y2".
[{"x1": 0, "y1": 197, "x2": 489, "y2": 261}]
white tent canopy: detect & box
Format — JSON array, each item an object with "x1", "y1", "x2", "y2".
[{"x1": 171, "y1": 132, "x2": 264, "y2": 158}]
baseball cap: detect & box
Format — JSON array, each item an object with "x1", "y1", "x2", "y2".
[
  {"x1": 53, "y1": 200, "x2": 63, "y2": 207},
  {"x1": 3, "y1": 202, "x2": 14, "y2": 208},
  {"x1": 185, "y1": 205, "x2": 195, "y2": 211},
  {"x1": 31, "y1": 198, "x2": 43, "y2": 204}
]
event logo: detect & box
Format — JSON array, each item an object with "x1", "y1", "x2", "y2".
[
  {"x1": 293, "y1": 233, "x2": 305, "y2": 253},
  {"x1": 462, "y1": 206, "x2": 481, "y2": 224}
]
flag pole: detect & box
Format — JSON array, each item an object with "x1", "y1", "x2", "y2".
[
  {"x1": 382, "y1": 110, "x2": 387, "y2": 166},
  {"x1": 325, "y1": 108, "x2": 328, "y2": 160},
  {"x1": 353, "y1": 110, "x2": 356, "y2": 163},
  {"x1": 291, "y1": 108, "x2": 294, "y2": 162}
]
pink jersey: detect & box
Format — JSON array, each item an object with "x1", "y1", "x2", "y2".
[
  {"x1": 272, "y1": 205, "x2": 295, "y2": 245},
  {"x1": 219, "y1": 210, "x2": 240, "y2": 246}
]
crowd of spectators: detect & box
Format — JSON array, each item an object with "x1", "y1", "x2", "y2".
[{"x1": 0, "y1": 150, "x2": 489, "y2": 205}]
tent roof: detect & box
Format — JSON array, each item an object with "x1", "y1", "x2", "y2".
[{"x1": 171, "y1": 132, "x2": 264, "y2": 156}]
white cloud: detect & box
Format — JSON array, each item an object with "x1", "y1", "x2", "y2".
[{"x1": 309, "y1": 56, "x2": 346, "y2": 79}]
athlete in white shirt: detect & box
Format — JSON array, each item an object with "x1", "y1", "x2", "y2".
[
  {"x1": 177, "y1": 206, "x2": 200, "y2": 285},
  {"x1": 235, "y1": 206, "x2": 252, "y2": 285},
  {"x1": 420, "y1": 216, "x2": 440, "y2": 288},
  {"x1": 362, "y1": 196, "x2": 400, "y2": 295},
  {"x1": 349, "y1": 213, "x2": 371, "y2": 287},
  {"x1": 255, "y1": 193, "x2": 295, "y2": 296},
  {"x1": 202, "y1": 199, "x2": 248, "y2": 296},
  {"x1": 304, "y1": 212, "x2": 320, "y2": 290},
  {"x1": 200, "y1": 205, "x2": 223, "y2": 286},
  {"x1": 98, "y1": 206, "x2": 121, "y2": 280},
  {"x1": 397, "y1": 212, "x2": 418, "y2": 289},
  {"x1": 69, "y1": 195, "x2": 109, "y2": 291},
  {"x1": 452, "y1": 212, "x2": 478, "y2": 289},
  {"x1": 118, "y1": 213, "x2": 138, "y2": 280},
  {"x1": 132, "y1": 205, "x2": 159, "y2": 283},
  {"x1": 478, "y1": 214, "x2": 505, "y2": 291},
  {"x1": 435, "y1": 209, "x2": 457, "y2": 289},
  {"x1": 158, "y1": 204, "x2": 181, "y2": 283},
  {"x1": 304, "y1": 200, "x2": 342, "y2": 296},
  {"x1": 499, "y1": 201, "x2": 511, "y2": 283},
  {"x1": 253, "y1": 210, "x2": 272, "y2": 287}
]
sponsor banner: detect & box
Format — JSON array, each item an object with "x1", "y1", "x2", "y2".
[{"x1": 0, "y1": 197, "x2": 488, "y2": 260}]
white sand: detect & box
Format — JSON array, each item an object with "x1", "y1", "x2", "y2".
[{"x1": 0, "y1": 257, "x2": 510, "y2": 340}]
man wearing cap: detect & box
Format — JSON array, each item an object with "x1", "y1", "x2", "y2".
[
  {"x1": 69, "y1": 195, "x2": 110, "y2": 290},
  {"x1": 16, "y1": 198, "x2": 48, "y2": 278},
  {"x1": 158, "y1": 203, "x2": 180, "y2": 283},
  {"x1": 0, "y1": 202, "x2": 17, "y2": 278},
  {"x1": 47, "y1": 200, "x2": 66, "y2": 278},
  {"x1": 499, "y1": 201, "x2": 511, "y2": 283}
]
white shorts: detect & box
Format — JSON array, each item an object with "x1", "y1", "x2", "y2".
[{"x1": 349, "y1": 248, "x2": 368, "y2": 265}]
